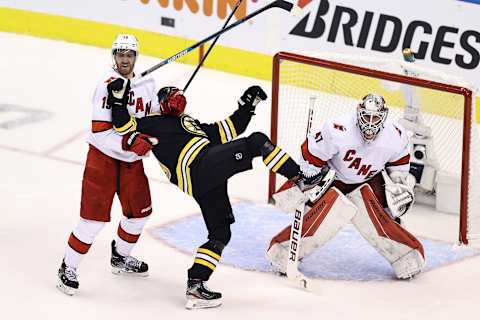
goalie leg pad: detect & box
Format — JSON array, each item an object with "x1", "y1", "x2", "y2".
[
  {"x1": 267, "y1": 187, "x2": 357, "y2": 273},
  {"x1": 271, "y1": 179, "x2": 308, "y2": 214},
  {"x1": 349, "y1": 184, "x2": 425, "y2": 279}
]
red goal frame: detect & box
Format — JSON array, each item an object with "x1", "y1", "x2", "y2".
[{"x1": 269, "y1": 51, "x2": 473, "y2": 244}]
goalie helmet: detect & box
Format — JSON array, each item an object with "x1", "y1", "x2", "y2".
[{"x1": 356, "y1": 93, "x2": 388, "y2": 143}]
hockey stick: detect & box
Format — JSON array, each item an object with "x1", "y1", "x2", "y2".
[
  {"x1": 137, "y1": 0, "x2": 294, "y2": 80},
  {"x1": 183, "y1": 0, "x2": 243, "y2": 92},
  {"x1": 285, "y1": 95, "x2": 317, "y2": 289}
]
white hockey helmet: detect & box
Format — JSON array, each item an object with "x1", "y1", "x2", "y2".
[
  {"x1": 356, "y1": 93, "x2": 388, "y2": 143},
  {"x1": 112, "y1": 34, "x2": 139, "y2": 55}
]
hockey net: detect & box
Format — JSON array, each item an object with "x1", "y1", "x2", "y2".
[{"x1": 269, "y1": 51, "x2": 480, "y2": 244}]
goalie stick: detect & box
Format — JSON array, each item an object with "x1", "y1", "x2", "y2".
[
  {"x1": 136, "y1": 0, "x2": 295, "y2": 81},
  {"x1": 285, "y1": 95, "x2": 336, "y2": 290}
]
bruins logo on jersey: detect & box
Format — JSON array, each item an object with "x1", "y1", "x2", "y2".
[{"x1": 181, "y1": 115, "x2": 207, "y2": 137}]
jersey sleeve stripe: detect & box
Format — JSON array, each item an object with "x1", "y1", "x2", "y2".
[
  {"x1": 225, "y1": 117, "x2": 238, "y2": 139},
  {"x1": 91, "y1": 121, "x2": 113, "y2": 133},
  {"x1": 216, "y1": 121, "x2": 228, "y2": 143},
  {"x1": 386, "y1": 154, "x2": 410, "y2": 167},
  {"x1": 113, "y1": 116, "x2": 137, "y2": 135},
  {"x1": 220, "y1": 120, "x2": 233, "y2": 141},
  {"x1": 301, "y1": 140, "x2": 327, "y2": 167}
]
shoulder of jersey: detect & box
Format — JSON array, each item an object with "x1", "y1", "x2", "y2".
[
  {"x1": 325, "y1": 114, "x2": 354, "y2": 135},
  {"x1": 385, "y1": 119, "x2": 407, "y2": 139},
  {"x1": 94, "y1": 69, "x2": 118, "y2": 88},
  {"x1": 130, "y1": 75, "x2": 155, "y2": 89}
]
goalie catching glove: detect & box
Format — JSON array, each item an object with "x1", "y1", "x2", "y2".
[
  {"x1": 122, "y1": 131, "x2": 158, "y2": 156},
  {"x1": 383, "y1": 171, "x2": 416, "y2": 218}
]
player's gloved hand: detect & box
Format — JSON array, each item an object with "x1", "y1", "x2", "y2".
[
  {"x1": 107, "y1": 78, "x2": 131, "y2": 108},
  {"x1": 157, "y1": 86, "x2": 187, "y2": 116},
  {"x1": 122, "y1": 131, "x2": 158, "y2": 156},
  {"x1": 238, "y1": 86, "x2": 267, "y2": 110}
]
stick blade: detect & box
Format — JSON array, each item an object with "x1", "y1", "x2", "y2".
[{"x1": 275, "y1": 0, "x2": 294, "y2": 11}]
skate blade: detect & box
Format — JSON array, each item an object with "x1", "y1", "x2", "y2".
[
  {"x1": 185, "y1": 297, "x2": 223, "y2": 310},
  {"x1": 111, "y1": 267, "x2": 149, "y2": 277},
  {"x1": 56, "y1": 280, "x2": 77, "y2": 296}
]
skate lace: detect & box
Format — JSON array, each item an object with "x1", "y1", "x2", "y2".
[
  {"x1": 125, "y1": 256, "x2": 143, "y2": 269},
  {"x1": 64, "y1": 267, "x2": 78, "y2": 281}
]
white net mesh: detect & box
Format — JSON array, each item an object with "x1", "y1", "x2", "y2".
[{"x1": 272, "y1": 52, "x2": 480, "y2": 242}]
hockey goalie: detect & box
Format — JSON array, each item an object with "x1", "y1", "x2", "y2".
[{"x1": 267, "y1": 93, "x2": 425, "y2": 280}]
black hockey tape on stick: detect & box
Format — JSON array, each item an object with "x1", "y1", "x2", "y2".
[
  {"x1": 137, "y1": 0, "x2": 294, "y2": 80},
  {"x1": 183, "y1": 0, "x2": 244, "y2": 92}
]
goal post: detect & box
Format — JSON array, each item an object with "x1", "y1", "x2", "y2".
[{"x1": 269, "y1": 51, "x2": 479, "y2": 244}]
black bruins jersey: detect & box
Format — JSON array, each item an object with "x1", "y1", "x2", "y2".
[{"x1": 133, "y1": 106, "x2": 254, "y2": 196}]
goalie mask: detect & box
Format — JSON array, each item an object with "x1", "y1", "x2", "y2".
[
  {"x1": 356, "y1": 93, "x2": 388, "y2": 143},
  {"x1": 111, "y1": 34, "x2": 139, "y2": 73}
]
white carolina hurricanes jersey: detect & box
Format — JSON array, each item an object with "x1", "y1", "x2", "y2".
[
  {"x1": 86, "y1": 69, "x2": 161, "y2": 162},
  {"x1": 302, "y1": 114, "x2": 411, "y2": 184}
]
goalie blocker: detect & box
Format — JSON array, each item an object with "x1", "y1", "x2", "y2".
[{"x1": 267, "y1": 171, "x2": 425, "y2": 280}]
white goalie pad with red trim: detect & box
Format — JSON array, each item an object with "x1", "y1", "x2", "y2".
[
  {"x1": 348, "y1": 184, "x2": 425, "y2": 279},
  {"x1": 272, "y1": 169, "x2": 336, "y2": 213},
  {"x1": 266, "y1": 187, "x2": 357, "y2": 274}
]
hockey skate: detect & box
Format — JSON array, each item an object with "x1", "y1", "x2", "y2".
[
  {"x1": 57, "y1": 259, "x2": 79, "y2": 296},
  {"x1": 110, "y1": 240, "x2": 149, "y2": 277},
  {"x1": 185, "y1": 279, "x2": 222, "y2": 310}
]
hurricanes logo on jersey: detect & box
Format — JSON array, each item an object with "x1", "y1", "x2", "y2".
[{"x1": 181, "y1": 115, "x2": 207, "y2": 137}]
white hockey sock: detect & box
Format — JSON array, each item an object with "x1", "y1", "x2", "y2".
[
  {"x1": 64, "y1": 218, "x2": 106, "y2": 269},
  {"x1": 115, "y1": 216, "x2": 150, "y2": 257}
]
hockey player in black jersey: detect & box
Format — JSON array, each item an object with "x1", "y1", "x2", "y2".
[{"x1": 108, "y1": 79, "x2": 324, "y2": 309}]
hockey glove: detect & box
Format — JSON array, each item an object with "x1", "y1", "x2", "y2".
[
  {"x1": 122, "y1": 131, "x2": 158, "y2": 156},
  {"x1": 385, "y1": 184, "x2": 414, "y2": 218},
  {"x1": 107, "y1": 78, "x2": 131, "y2": 109},
  {"x1": 383, "y1": 171, "x2": 416, "y2": 218},
  {"x1": 157, "y1": 86, "x2": 186, "y2": 116},
  {"x1": 238, "y1": 86, "x2": 267, "y2": 110}
]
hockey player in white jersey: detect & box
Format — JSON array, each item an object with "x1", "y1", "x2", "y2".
[
  {"x1": 267, "y1": 93, "x2": 425, "y2": 280},
  {"x1": 57, "y1": 34, "x2": 161, "y2": 295}
]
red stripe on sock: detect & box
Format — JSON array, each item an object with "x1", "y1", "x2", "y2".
[
  {"x1": 117, "y1": 224, "x2": 140, "y2": 244},
  {"x1": 68, "y1": 233, "x2": 91, "y2": 254}
]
